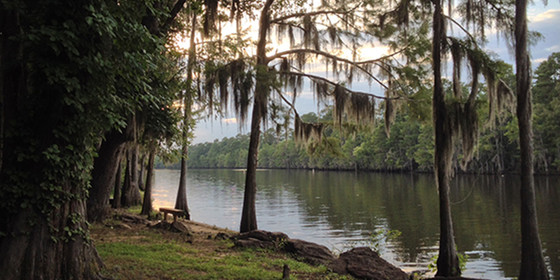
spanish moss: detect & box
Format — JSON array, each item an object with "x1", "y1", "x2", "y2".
[{"x1": 294, "y1": 114, "x2": 324, "y2": 143}]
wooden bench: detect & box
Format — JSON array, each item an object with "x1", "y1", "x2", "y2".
[{"x1": 159, "y1": 207, "x2": 187, "y2": 222}]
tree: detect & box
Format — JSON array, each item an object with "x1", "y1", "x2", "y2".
[
  {"x1": 141, "y1": 145, "x2": 157, "y2": 216},
  {"x1": 121, "y1": 143, "x2": 143, "y2": 207},
  {"x1": 237, "y1": 0, "x2": 274, "y2": 233},
  {"x1": 87, "y1": 0, "x2": 187, "y2": 221},
  {"x1": 87, "y1": 126, "x2": 132, "y2": 221},
  {"x1": 533, "y1": 52, "x2": 560, "y2": 172},
  {"x1": 202, "y1": 0, "x2": 430, "y2": 232},
  {"x1": 138, "y1": 152, "x2": 147, "y2": 191},
  {"x1": 515, "y1": 0, "x2": 550, "y2": 277},
  {"x1": 0, "y1": 0, "x2": 118, "y2": 277},
  {"x1": 1, "y1": 0, "x2": 186, "y2": 277},
  {"x1": 425, "y1": 0, "x2": 517, "y2": 275},
  {"x1": 112, "y1": 157, "x2": 124, "y2": 209},
  {"x1": 431, "y1": 2, "x2": 462, "y2": 274},
  {"x1": 137, "y1": 49, "x2": 181, "y2": 217},
  {"x1": 174, "y1": 3, "x2": 199, "y2": 219},
  {"x1": 139, "y1": 102, "x2": 179, "y2": 217}
]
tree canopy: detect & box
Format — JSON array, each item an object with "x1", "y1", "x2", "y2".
[{"x1": 0, "y1": 0, "x2": 556, "y2": 278}]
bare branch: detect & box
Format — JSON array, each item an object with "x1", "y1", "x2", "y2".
[
  {"x1": 280, "y1": 70, "x2": 395, "y2": 100},
  {"x1": 271, "y1": 8, "x2": 357, "y2": 24},
  {"x1": 444, "y1": 15, "x2": 478, "y2": 44},
  {"x1": 355, "y1": 47, "x2": 409, "y2": 65},
  {"x1": 276, "y1": 91, "x2": 299, "y2": 115},
  {"x1": 267, "y1": 48, "x2": 391, "y2": 90}
]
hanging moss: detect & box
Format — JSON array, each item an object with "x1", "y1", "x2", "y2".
[
  {"x1": 449, "y1": 38, "x2": 464, "y2": 98},
  {"x1": 294, "y1": 114, "x2": 324, "y2": 144},
  {"x1": 303, "y1": 14, "x2": 313, "y2": 49},
  {"x1": 436, "y1": 35, "x2": 515, "y2": 171},
  {"x1": 333, "y1": 84, "x2": 347, "y2": 125},
  {"x1": 218, "y1": 66, "x2": 229, "y2": 110}
]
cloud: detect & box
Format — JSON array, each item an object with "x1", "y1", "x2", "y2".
[
  {"x1": 533, "y1": 57, "x2": 548, "y2": 64},
  {"x1": 530, "y1": 9, "x2": 560, "y2": 23},
  {"x1": 526, "y1": 8, "x2": 560, "y2": 64},
  {"x1": 223, "y1": 118, "x2": 238, "y2": 124},
  {"x1": 546, "y1": 45, "x2": 560, "y2": 52}
]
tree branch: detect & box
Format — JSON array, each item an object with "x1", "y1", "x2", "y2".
[
  {"x1": 355, "y1": 47, "x2": 408, "y2": 65},
  {"x1": 267, "y1": 48, "x2": 395, "y2": 90},
  {"x1": 444, "y1": 15, "x2": 478, "y2": 44},
  {"x1": 271, "y1": 8, "x2": 356, "y2": 24},
  {"x1": 161, "y1": 0, "x2": 187, "y2": 34},
  {"x1": 280, "y1": 70, "x2": 395, "y2": 100},
  {"x1": 276, "y1": 91, "x2": 300, "y2": 115}
]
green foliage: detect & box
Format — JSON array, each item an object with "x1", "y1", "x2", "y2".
[
  {"x1": 533, "y1": 52, "x2": 560, "y2": 172},
  {"x1": 1, "y1": 0, "x2": 124, "y2": 238},
  {"x1": 0, "y1": 0, "x2": 186, "y2": 243}
]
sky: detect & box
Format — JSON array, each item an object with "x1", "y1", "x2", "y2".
[{"x1": 192, "y1": 2, "x2": 560, "y2": 144}]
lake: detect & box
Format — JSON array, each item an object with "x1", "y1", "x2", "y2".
[{"x1": 152, "y1": 169, "x2": 560, "y2": 279}]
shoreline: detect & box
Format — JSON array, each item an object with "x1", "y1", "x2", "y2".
[
  {"x1": 91, "y1": 209, "x2": 426, "y2": 279},
  {"x1": 158, "y1": 166, "x2": 560, "y2": 176}
]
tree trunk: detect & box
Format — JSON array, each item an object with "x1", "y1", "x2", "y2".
[
  {"x1": 141, "y1": 146, "x2": 156, "y2": 216},
  {"x1": 175, "y1": 148, "x2": 190, "y2": 219},
  {"x1": 121, "y1": 145, "x2": 142, "y2": 207},
  {"x1": 112, "y1": 157, "x2": 123, "y2": 209},
  {"x1": 174, "y1": 11, "x2": 197, "y2": 219},
  {"x1": 240, "y1": 98, "x2": 262, "y2": 233},
  {"x1": 1, "y1": 197, "x2": 103, "y2": 280},
  {"x1": 89, "y1": 114, "x2": 134, "y2": 215},
  {"x1": 433, "y1": 0, "x2": 460, "y2": 276},
  {"x1": 171, "y1": 82, "x2": 190, "y2": 218},
  {"x1": 87, "y1": 129, "x2": 128, "y2": 221},
  {"x1": 239, "y1": 0, "x2": 274, "y2": 233},
  {"x1": 515, "y1": 0, "x2": 550, "y2": 278},
  {"x1": 138, "y1": 152, "x2": 147, "y2": 191}
]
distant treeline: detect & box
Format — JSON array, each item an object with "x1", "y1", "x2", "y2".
[{"x1": 164, "y1": 105, "x2": 557, "y2": 174}]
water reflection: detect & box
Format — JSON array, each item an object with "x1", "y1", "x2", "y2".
[{"x1": 153, "y1": 169, "x2": 559, "y2": 279}]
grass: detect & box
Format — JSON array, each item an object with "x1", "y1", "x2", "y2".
[{"x1": 92, "y1": 213, "x2": 351, "y2": 280}]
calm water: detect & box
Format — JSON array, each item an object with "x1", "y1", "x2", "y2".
[{"x1": 153, "y1": 169, "x2": 560, "y2": 279}]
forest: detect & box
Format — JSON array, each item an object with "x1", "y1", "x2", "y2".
[
  {"x1": 183, "y1": 53, "x2": 560, "y2": 174},
  {"x1": 0, "y1": 0, "x2": 555, "y2": 279}
]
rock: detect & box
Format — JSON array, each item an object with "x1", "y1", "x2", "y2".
[
  {"x1": 171, "y1": 221, "x2": 192, "y2": 234},
  {"x1": 234, "y1": 230, "x2": 289, "y2": 249},
  {"x1": 233, "y1": 231, "x2": 409, "y2": 280},
  {"x1": 283, "y1": 239, "x2": 335, "y2": 266},
  {"x1": 214, "y1": 232, "x2": 231, "y2": 240},
  {"x1": 146, "y1": 221, "x2": 160, "y2": 228},
  {"x1": 235, "y1": 230, "x2": 335, "y2": 266},
  {"x1": 237, "y1": 230, "x2": 289, "y2": 243},
  {"x1": 115, "y1": 212, "x2": 148, "y2": 224},
  {"x1": 234, "y1": 238, "x2": 275, "y2": 249},
  {"x1": 147, "y1": 220, "x2": 193, "y2": 236},
  {"x1": 148, "y1": 221, "x2": 172, "y2": 230},
  {"x1": 330, "y1": 247, "x2": 409, "y2": 280}
]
